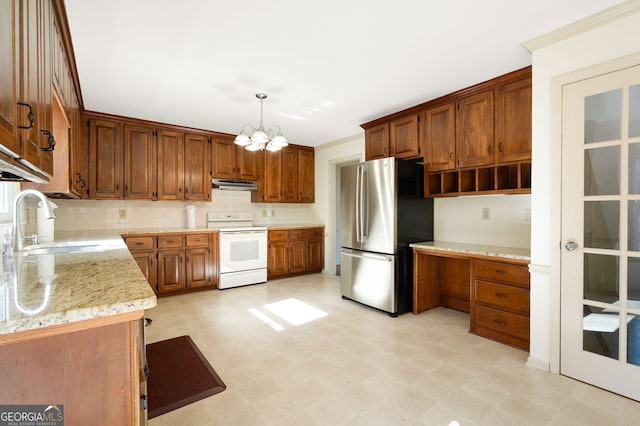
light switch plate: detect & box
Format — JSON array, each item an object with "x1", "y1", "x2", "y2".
[{"x1": 482, "y1": 208, "x2": 490, "y2": 221}]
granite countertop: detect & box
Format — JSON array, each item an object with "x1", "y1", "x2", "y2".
[
  {"x1": 0, "y1": 232, "x2": 157, "y2": 335},
  {"x1": 410, "y1": 240, "x2": 531, "y2": 261}
]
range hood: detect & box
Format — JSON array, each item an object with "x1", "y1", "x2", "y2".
[{"x1": 212, "y1": 178, "x2": 258, "y2": 191}]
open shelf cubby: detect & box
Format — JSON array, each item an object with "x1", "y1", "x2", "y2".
[{"x1": 424, "y1": 161, "x2": 531, "y2": 197}]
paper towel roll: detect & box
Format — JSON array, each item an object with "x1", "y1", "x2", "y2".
[
  {"x1": 37, "y1": 206, "x2": 55, "y2": 242},
  {"x1": 186, "y1": 205, "x2": 196, "y2": 229}
]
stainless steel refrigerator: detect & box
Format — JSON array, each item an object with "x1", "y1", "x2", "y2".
[{"x1": 340, "y1": 157, "x2": 433, "y2": 316}]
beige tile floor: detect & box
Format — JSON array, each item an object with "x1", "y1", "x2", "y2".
[{"x1": 146, "y1": 273, "x2": 640, "y2": 425}]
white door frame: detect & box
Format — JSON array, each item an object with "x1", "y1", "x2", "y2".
[{"x1": 550, "y1": 52, "x2": 640, "y2": 373}]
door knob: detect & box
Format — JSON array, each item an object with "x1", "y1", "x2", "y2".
[{"x1": 565, "y1": 240, "x2": 579, "y2": 252}]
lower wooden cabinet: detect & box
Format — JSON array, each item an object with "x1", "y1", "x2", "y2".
[
  {"x1": 471, "y1": 259, "x2": 530, "y2": 350},
  {"x1": 124, "y1": 231, "x2": 218, "y2": 295},
  {"x1": 0, "y1": 315, "x2": 146, "y2": 425},
  {"x1": 267, "y1": 226, "x2": 324, "y2": 279}
]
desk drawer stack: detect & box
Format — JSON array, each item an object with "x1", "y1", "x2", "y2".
[{"x1": 471, "y1": 260, "x2": 530, "y2": 350}]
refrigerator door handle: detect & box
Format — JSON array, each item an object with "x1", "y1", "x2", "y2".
[
  {"x1": 355, "y1": 163, "x2": 362, "y2": 242},
  {"x1": 362, "y1": 165, "x2": 369, "y2": 242},
  {"x1": 341, "y1": 250, "x2": 392, "y2": 262}
]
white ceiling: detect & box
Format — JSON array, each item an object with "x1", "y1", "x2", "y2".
[{"x1": 64, "y1": 0, "x2": 623, "y2": 147}]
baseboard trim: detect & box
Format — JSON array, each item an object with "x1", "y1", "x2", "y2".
[{"x1": 526, "y1": 356, "x2": 551, "y2": 372}]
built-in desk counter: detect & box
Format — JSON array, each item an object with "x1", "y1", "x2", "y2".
[{"x1": 410, "y1": 241, "x2": 531, "y2": 351}]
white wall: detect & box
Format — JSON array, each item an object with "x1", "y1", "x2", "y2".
[
  {"x1": 526, "y1": 5, "x2": 640, "y2": 371},
  {"x1": 311, "y1": 134, "x2": 364, "y2": 274},
  {"x1": 434, "y1": 194, "x2": 531, "y2": 248}
]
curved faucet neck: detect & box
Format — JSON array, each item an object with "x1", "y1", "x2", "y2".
[{"x1": 12, "y1": 190, "x2": 55, "y2": 252}]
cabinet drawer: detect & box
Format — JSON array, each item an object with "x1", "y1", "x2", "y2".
[
  {"x1": 474, "y1": 280, "x2": 529, "y2": 314},
  {"x1": 124, "y1": 236, "x2": 154, "y2": 251},
  {"x1": 474, "y1": 304, "x2": 529, "y2": 340},
  {"x1": 157, "y1": 235, "x2": 184, "y2": 249},
  {"x1": 289, "y1": 229, "x2": 306, "y2": 240},
  {"x1": 474, "y1": 260, "x2": 529, "y2": 288},
  {"x1": 306, "y1": 227, "x2": 324, "y2": 240},
  {"x1": 185, "y1": 233, "x2": 210, "y2": 247},
  {"x1": 268, "y1": 230, "x2": 289, "y2": 242}
]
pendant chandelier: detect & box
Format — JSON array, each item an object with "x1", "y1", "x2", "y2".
[{"x1": 234, "y1": 93, "x2": 288, "y2": 152}]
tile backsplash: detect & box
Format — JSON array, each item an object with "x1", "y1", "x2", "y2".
[{"x1": 44, "y1": 189, "x2": 321, "y2": 232}]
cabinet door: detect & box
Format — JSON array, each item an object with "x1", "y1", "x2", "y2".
[
  {"x1": 0, "y1": 0, "x2": 20, "y2": 157},
  {"x1": 157, "y1": 249, "x2": 185, "y2": 293},
  {"x1": 297, "y1": 147, "x2": 314, "y2": 203},
  {"x1": 390, "y1": 114, "x2": 420, "y2": 159},
  {"x1": 267, "y1": 241, "x2": 288, "y2": 277},
  {"x1": 289, "y1": 239, "x2": 307, "y2": 273},
  {"x1": 184, "y1": 133, "x2": 211, "y2": 201},
  {"x1": 210, "y1": 232, "x2": 219, "y2": 287},
  {"x1": 156, "y1": 129, "x2": 184, "y2": 200},
  {"x1": 123, "y1": 124, "x2": 155, "y2": 200},
  {"x1": 307, "y1": 239, "x2": 323, "y2": 272},
  {"x1": 281, "y1": 147, "x2": 298, "y2": 202},
  {"x1": 18, "y1": 0, "x2": 43, "y2": 172},
  {"x1": 495, "y1": 78, "x2": 532, "y2": 163},
  {"x1": 89, "y1": 119, "x2": 123, "y2": 199},
  {"x1": 132, "y1": 251, "x2": 156, "y2": 293},
  {"x1": 185, "y1": 247, "x2": 211, "y2": 288},
  {"x1": 424, "y1": 103, "x2": 456, "y2": 172},
  {"x1": 261, "y1": 149, "x2": 282, "y2": 202},
  {"x1": 457, "y1": 91, "x2": 494, "y2": 168},
  {"x1": 237, "y1": 147, "x2": 260, "y2": 181},
  {"x1": 365, "y1": 123, "x2": 389, "y2": 160},
  {"x1": 211, "y1": 135, "x2": 236, "y2": 179},
  {"x1": 37, "y1": 0, "x2": 53, "y2": 176}
]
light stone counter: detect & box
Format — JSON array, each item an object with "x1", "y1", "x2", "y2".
[
  {"x1": 0, "y1": 231, "x2": 156, "y2": 336},
  {"x1": 410, "y1": 240, "x2": 531, "y2": 262}
]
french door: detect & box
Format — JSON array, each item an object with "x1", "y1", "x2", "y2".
[{"x1": 561, "y1": 64, "x2": 640, "y2": 401}]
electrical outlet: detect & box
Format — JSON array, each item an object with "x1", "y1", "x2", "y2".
[
  {"x1": 119, "y1": 208, "x2": 127, "y2": 219},
  {"x1": 262, "y1": 209, "x2": 267, "y2": 218},
  {"x1": 482, "y1": 208, "x2": 490, "y2": 221},
  {"x1": 271, "y1": 209, "x2": 276, "y2": 217}
]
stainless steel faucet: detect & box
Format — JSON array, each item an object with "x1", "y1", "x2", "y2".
[{"x1": 12, "y1": 189, "x2": 55, "y2": 252}]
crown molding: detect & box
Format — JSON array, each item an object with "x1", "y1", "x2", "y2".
[{"x1": 522, "y1": 0, "x2": 640, "y2": 53}]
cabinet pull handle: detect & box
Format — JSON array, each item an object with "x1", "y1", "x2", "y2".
[
  {"x1": 40, "y1": 130, "x2": 56, "y2": 151},
  {"x1": 495, "y1": 293, "x2": 508, "y2": 299},
  {"x1": 494, "y1": 319, "x2": 507, "y2": 326},
  {"x1": 17, "y1": 102, "x2": 35, "y2": 129},
  {"x1": 135, "y1": 242, "x2": 144, "y2": 245},
  {"x1": 449, "y1": 152, "x2": 454, "y2": 161},
  {"x1": 488, "y1": 145, "x2": 492, "y2": 155},
  {"x1": 498, "y1": 142, "x2": 503, "y2": 152},
  {"x1": 495, "y1": 269, "x2": 508, "y2": 275}
]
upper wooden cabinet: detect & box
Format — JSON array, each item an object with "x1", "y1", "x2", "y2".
[
  {"x1": 211, "y1": 135, "x2": 260, "y2": 181},
  {"x1": 254, "y1": 144, "x2": 315, "y2": 203},
  {"x1": 183, "y1": 132, "x2": 211, "y2": 201},
  {"x1": 390, "y1": 114, "x2": 420, "y2": 159},
  {"x1": 456, "y1": 91, "x2": 494, "y2": 168},
  {"x1": 88, "y1": 115, "x2": 212, "y2": 201},
  {"x1": 89, "y1": 119, "x2": 123, "y2": 199},
  {"x1": 123, "y1": 124, "x2": 155, "y2": 200},
  {"x1": 364, "y1": 123, "x2": 389, "y2": 160},
  {"x1": 363, "y1": 114, "x2": 420, "y2": 161},
  {"x1": 423, "y1": 103, "x2": 456, "y2": 172},
  {"x1": 156, "y1": 129, "x2": 184, "y2": 200},
  {"x1": 495, "y1": 78, "x2": 532, "y2": 163},
  {"x1": 0, "y1": 0, "x2": 56, "y2": 182},
  {"x1": 0, "y1": 0, "x2": 20, "y2": 159}
]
